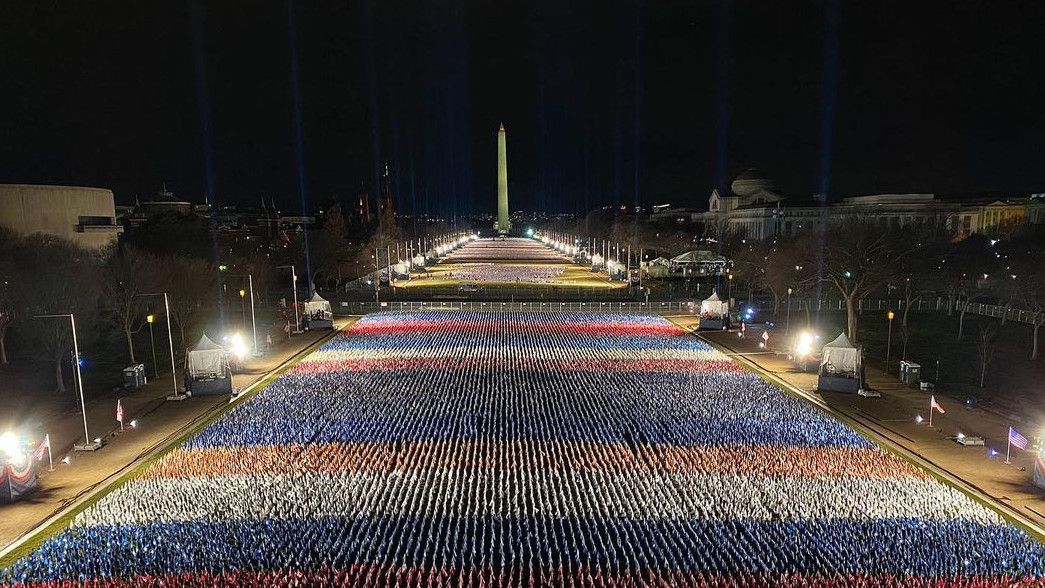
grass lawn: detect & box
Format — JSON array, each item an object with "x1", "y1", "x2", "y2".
[{"x1": 782, "y1": 308, "x2": 1045, "y2": 417}]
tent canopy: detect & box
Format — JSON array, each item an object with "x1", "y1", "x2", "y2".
[
  {"x1": 186, "y1": 334, "x2": 228, "y2": 379},
  {"x1": 303, "y1": 293, "x2": 332, "y2": 316},
  {"x1": 670, "y1": 250, "x2": 727, "y2": 265},
  {"x1": 821, "y1": 332, "x2": 861, "y2": 375},
  {"x1": 648, "y1": 257, "x2": 671, "y2": 266},
  {"x1": 700, "y1": 291, "x2": 728, "y2": 316}
]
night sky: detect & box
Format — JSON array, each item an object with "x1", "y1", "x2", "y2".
[{"x1": 1, "y1": 1, "x2": 1043, "y2": 217}]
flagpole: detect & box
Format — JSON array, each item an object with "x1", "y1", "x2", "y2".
[
  {"x1": 45, "y1": 434, "x2": 52, "y2": 471},
  {"x1": 1006, "y1": 427, "x2": 1012, "y2": 464},
  {"x1": 928, "y1": 397, "x2": 933, "y2": 428}
]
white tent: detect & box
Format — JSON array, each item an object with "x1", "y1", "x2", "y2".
[
  {"x1": 649, "y1": 257, "x2": 671, "y2": 267},
  {"x1": 821, "y1": 332, "x2": 861, "y2": 375},
  {"x1": 670, "y1": 250, "x2": 727, "y2": 265},
  {"x1": 186, "y1": 334, "x2": 228, "y2": 379},
  {"x1": 303, "y1": 292, "x2": 332, "y2": 317},
  {"x1": 700, "y1": 291, "x2": 728, "y2": 316}
]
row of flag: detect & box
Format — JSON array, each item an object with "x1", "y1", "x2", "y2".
[
  {"x1": 927, "y1": 395, "x2": 1031, "y2": 463},
  {"x1": 23, "y1": 399, "x2": 130, "y2": 472}
]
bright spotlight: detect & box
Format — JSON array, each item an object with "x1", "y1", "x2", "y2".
[
  {"x1": 793, "y1": 331, "x2": 816, "y2": 358},
  {"x1": 228, "y1": 333, "x2": 249, "y2": 359},
  {"x1": 0, "y1": 432, "x2": 28, "y2": 468}
]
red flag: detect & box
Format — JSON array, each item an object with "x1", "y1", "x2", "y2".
[
  {"x1": 32, "y1": 434, "x2": 50, "y2": 461},
  {"x1": 930, "y1": 395, "x2": 945, "y2": 414}
]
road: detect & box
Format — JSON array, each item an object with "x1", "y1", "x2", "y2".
[{"x1": 669, "y1": 315, "x2": 1045, "y2": 539}]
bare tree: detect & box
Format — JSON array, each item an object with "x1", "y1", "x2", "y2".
[
  {"x1": 15, "y1": 235, "x2": 101, "y2": 393},
  {"x1": 0, "y1": 229, "x2": 16, "y2": 365},
  {"x1": 976, "y1": 323, "x2": 998, "y2": 388},
  {"x1": 809, "y1": 220, "x2": 919, "y2": 344},
  {"x1": 101, "y1": 247, "x2": 161, "y2": 364},
  {"x1": 312, "y1": 204, "x2": 352, "y2": 288},
  {"x1": 160, "y1": 256, "x2": 218, "y2": 348},
  {"x1": 994, "y1": 225, "x2": 1045, "y2": 359}
]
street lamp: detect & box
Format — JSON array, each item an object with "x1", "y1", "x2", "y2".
[
  {"x1": 248, "y1": 275, "x2": 258, "y2": 356},
  {"x1": 35, "y1": 314, "x2": 99, "y2": 451},
  {"x1": 146, "y1": 314, "x2": 157, "y2": 377},
  {"x1": 886, "y1": 310, "x2": 895, "y2": 373},
  {"x1": 786, "y1": 287, "x2": 793, "y2": 335},
  {"x1": 238, "y1": 289, "x2": 246, "y2": 329},
  {"x1": 139, "y1": 293, "x2": 181, "y2": 401},
  {"x1": 727, "y1": 274, "x2": 734, "y2": 300},
  {"x1": 229, "y1": 275, "x2": 259, "y2": 357},
  {"x1": 276, "y1": 265, "x2": 302, "y2": 334}
]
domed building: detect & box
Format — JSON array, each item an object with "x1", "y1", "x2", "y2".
[
  {"x1": 729, "y1": 168, "x2": 775, "y2": 197},
  {"x1": 702, "y1": 169, "x2": 785, "y2": 238},
  {"x1": 693, "y1": 169, "x2": 1042, "y2": 241}
]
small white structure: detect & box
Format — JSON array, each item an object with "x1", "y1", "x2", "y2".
[
  {"x1": 303, "y1": 293, "x2": 334, "y2": 330},
  {"x1": 670, "y1": 250, "x2": 728, "y2": 277},
  {"x1": 698, "y1": 291, "x2": 730, "y2": 330},
  {"x1": 644, "y1": 257, "x2": 671, "y2": 279},
  {"x1": 185, "y1": 334, "x2": 232, "y2": 396},
  {"x1": 818, "y1": 332, "x2": 864, "y2": 393}
]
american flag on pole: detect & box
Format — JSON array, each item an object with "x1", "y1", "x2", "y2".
[
  {"x1": 32, "y1": 434, "x2": 50, "y2": 461},
  {"x1": 930, "y1": 395, "x2": 945, "y2": 414},
  {"x1": 1009, "y1": 426, "x2": 1029, "y2": 451}
]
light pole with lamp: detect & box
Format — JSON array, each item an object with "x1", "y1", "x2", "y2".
[
  {"x1": 276, "y1": 265, "x2": 302, "y2": 334},
  {"x1": 786, "y1": 287, "x2": 793, "y2": 335},
  {"x1": 36, "y1": 314, "x2": 99, "y2": 451},
  {"x1": 727, "y1": 273, "x2": 734, "y2": 301},
  {"x1": 248, "y1": 274, "x2": 258, "y2": 356},
  {"x1": 139, "y1": 293, "x2": 181, "y2": 401},
  {"x1": 146, "y1": 314, "x2": 157, "y2": 377},
  {"x1": 238, "y1": 289, "x2": 246, "y2": 330},
  {"x1": 229, "y1": 275, "x2": 259, "y2": 357},
  {"x1": 886, "y1": 310, "x2": 895, "y2": 373}
]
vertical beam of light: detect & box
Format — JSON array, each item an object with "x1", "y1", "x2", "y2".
[
  {"x1": 613, "y1": 66, "x2": 625, "y2": 210},
  {"x1": 287, "y1": 0, "x2": 313, "y2": 290},
  {"x1": 408, "y1": 127, "x2": 417, "y2": 237},
  {"x1": 714, "y1": 0, "x2": 732, "y2": 212},
  {"x1": 632, "y1": 0, "x2": 644, "y2": 250},
  {"x1": 713, "y1": 0, "x2": 732, "y2": 294},
  {"x1": 188, "y1": 0, "x2": 225, "y2": 327},
  {"x1": 362, "y1": 0, "x2": 383, "y2": 236},
  {"x1": 814, "y1": 0, "x2": 842, "y2": 315}
]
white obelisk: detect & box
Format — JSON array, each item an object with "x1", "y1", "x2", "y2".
[{"x1": 496, "y1": 123, "x2": 511, "y2": 232}]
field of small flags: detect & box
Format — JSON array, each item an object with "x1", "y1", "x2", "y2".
[{"x1": 3, "y1": 311, "x2": 1045, "y2": 587}]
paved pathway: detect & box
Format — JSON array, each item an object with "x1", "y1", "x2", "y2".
[
  {"x1": 670, "y1": 316, "x2": 1045, "y2": 536},
  {"x1": 0, "y1": 319, "x2": 353, "y2": 555}
]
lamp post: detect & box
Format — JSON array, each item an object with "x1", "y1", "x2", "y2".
[
  {"x1": 146, "y1": 314, "x2": 157, "y2": 377},
  {"x1": 727, "y1": 274, "x2": 734, "y2": 301},
  {"x1": 786, "y1": 287, "x2": 793, "y2": 335},
  {"x1": 248, "y1": 274, "x2": 258, "y2": 356},
  {"x1": 886, "y1": 310, "x2": 895, "y2": 373},
  {"x1": 36, "y1": 314, "x2": 98, "y2": 450},
  {"x1": 238, "y1": 289, "x2": 246, "y2": 329},
  {"x1": 276, "y1": 265, "x2": 301, "y2": 334},
  {"x1": 139, "y1": 293, "x2": 181, "y2": 400}
]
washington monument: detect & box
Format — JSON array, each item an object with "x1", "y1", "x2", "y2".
[{"x1": 495, "y1": 123, "x2": 511, "y2": 232}]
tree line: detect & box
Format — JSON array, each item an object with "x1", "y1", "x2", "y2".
[{"x1": 541, "y1": 212, "x2": 1045, "y2": 360}]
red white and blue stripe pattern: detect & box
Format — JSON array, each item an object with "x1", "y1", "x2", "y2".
[{"x1": 3, "y1": 311, "x2": 1043, "y2": 587}]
